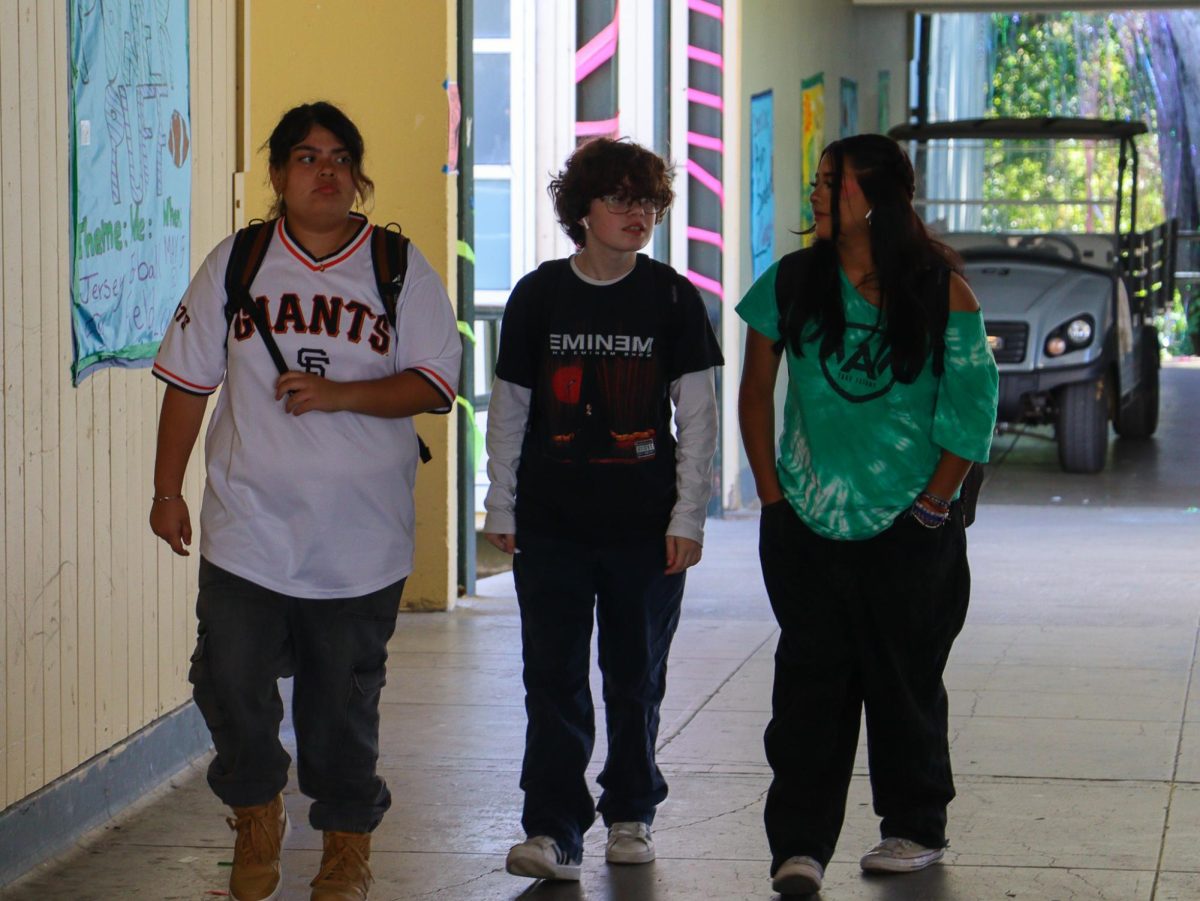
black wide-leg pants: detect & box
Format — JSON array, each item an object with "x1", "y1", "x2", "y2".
[{"x1": 758, "y1": 500, "x2": 970, "y2": 874}]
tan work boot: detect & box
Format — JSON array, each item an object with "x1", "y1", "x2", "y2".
[
  {"x1": 226, "y1": 793, "x2": 289, "y2": 901},
  {"x1": 310, "y1": 830, "x2": 373, "y2": 900}
]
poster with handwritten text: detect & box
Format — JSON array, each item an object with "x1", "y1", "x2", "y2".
[
  {"x1": 69, "y1": 0, "x2": 191, "y2": 383},
  {"x1": 749, "y1": 90, "x2": 775, "y2": 279}
]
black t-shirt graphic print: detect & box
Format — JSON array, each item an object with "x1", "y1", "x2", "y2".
[{"x1": 496, "y1": 256, "x2": 723, "y2": 545}]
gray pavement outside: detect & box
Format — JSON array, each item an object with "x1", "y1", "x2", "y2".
[{"x1": 6, "y1": 363, "x2": 1200, "y2": 901}]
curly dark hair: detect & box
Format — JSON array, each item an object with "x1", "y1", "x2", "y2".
[
  {"x1": 780, "y1": 133, "x2": 962, "y2": 383},
  {"x1": 549, "y1": 138, "x2": 675, "y2": 247},
  {"x1": 264, "y1": 101, "x2": 375, "y2": 219}
]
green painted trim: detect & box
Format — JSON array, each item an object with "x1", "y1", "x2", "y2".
[{"x1": 455, "y1": 395, "x2": 484, "y2": 464}]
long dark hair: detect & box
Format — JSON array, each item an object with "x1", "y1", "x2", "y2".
[
  {"x1": 264, "y1": 101, "x2": 375, "y2": 218},
  {"x1": 780, "y1": 134, "x2": 961, "y2": 383}
]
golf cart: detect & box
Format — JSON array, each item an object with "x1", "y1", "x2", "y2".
[{"x1": 889, "y1": 118, "x2": 1177, "y2": 473}]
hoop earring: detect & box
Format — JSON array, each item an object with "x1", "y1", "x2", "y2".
[
  {"x1": 582, "y1": 217, "x2": 591, "y2": 230},
  {"x1": 865, "y1": 208, "x2": 874, "y2": 223}
]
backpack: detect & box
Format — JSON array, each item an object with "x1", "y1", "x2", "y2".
[
  {"x1": 773, "y1": 249, "x2": 982, "y2": 526},
  {"x1": 223, "y1": 218, "x2": 432, "y2": 463}
]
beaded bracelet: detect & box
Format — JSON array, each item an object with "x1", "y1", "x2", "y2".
[
  {"x1": 910, "y1": 500, "x2": 950, "y2": 529},
  {"x1": 919, "y1": 490, "x2": 951, "y2": 511},
  {"x1": 151, "y1": 494, "x2": 184, "y2": 503}
]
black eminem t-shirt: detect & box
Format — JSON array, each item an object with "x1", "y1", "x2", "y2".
[{"x1": 496, "y1": 255, "x2": 723, "y2": 545}]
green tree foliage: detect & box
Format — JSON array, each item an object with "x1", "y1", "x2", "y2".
[
  {"x1": 984, "y1": 13, "x2": 1164, "y2": 234},
  {"x1": 990, "y1": 14, "x2": 1079, "y2": 118}
]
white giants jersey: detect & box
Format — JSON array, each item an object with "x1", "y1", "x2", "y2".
[{"x1": 153, "y1": 216, "x2": 461, "y2": 598}]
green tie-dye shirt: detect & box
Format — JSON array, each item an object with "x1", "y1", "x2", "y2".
[{"x1": 737, "y1": 261, "x2": 999, "y2": 540}]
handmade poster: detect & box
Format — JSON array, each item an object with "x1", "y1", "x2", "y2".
[
  {"x1": 801, "y1": 73, "x2": 825, "y2": 235},
  {"x1": 69, "y1": 0, "x2": 191, "y2": 383},
  {"x1": 840, "y1": 78, "x2": 858, "y2": 138},
  {"x1": 749, "y1": 90, "x2": 775, "y2": 279}
]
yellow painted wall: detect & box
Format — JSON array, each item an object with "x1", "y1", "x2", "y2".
[
  {"x1": 246, "y1": 0, "x2": 459, "y2": 609},
  {"x1": 0, "y1": 0, "x2": 237, "y2": 810}
]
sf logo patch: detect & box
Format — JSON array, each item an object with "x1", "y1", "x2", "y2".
[
  {"x1": 820, "y1": 321, "x2": 895, "y2": 403},
  {"x1": 297, "y1": 348, "x2": 331, "y2": 377}
]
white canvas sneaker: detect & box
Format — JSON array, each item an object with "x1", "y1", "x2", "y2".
[
  {"x1": 605, "y1": 822, "x2": 656, "y2": 864},
  {"x1": 771, "y1": 855, "x2": 824, "y2": 895},
  {"x1": 860, "y1": 837, "x2": 945, "y2": 873},
  {"x1": 505, "y1": 835, "x2": 582, "y2": 881}
]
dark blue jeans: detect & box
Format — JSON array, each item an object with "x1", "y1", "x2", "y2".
[
  {"x1": 189, "y1": 558, "x2": 404, "y2": 833},
  {"x1": 758, "y1": 501, "x2": 970, "y2": 874},
  {"x1": 513, "y1": 532, "x2": 685, "y2": 858}
]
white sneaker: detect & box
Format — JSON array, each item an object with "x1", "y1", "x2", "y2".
[
  {"x1": 860, "y1": 837, "x2": 945, "y2": 873},
  {"x1": 771, "y1": 855, "x2": 823, "y2": 895},
  {"x1": 505, "y1": 835, "x2": 582, "y2": 881},
  {"x1": 605, "y1": 822, "x2": 655, "y2": 864}
]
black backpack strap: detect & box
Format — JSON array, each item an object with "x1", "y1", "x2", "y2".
[
  {"x1": 225, "y1": 219, "x2": 289, "y2": 375},
  {"x1": 241, "y1": 293, "x2": 289, "y2": 376},
  {"x1": 370, "y1": 222, "x2": 410, "y2": 329},
  {"x1": 224, "y1": 219, "x2": 274, "y2": 325},
  {"x1": 370, "y1": 222, "x2": 431, "y2": 463}
]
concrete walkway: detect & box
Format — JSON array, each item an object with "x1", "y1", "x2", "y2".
[{"x1": 7, "y1": 364, "x2": 1200, "y2": 900}]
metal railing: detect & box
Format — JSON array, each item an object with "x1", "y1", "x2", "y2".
[{"x1": 1120, "y1": 219, "x2": 1178, "y2": 317}]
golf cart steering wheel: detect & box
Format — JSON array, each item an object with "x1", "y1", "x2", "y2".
[{"x1": 1014, "y1": 233, "x2": 1082, "y2": 262}]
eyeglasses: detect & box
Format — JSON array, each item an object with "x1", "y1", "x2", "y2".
[{"x1": 601, "y1": 195, "x2": 662, "y2": 216}]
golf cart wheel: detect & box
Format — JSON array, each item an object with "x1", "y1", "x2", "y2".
[
  {"x1": 1114, "y1": 327, "x2": 1160, "y2": 439},
  {"x1": 1056, "y1": 379, "x2": 1109, "y2": 473}
]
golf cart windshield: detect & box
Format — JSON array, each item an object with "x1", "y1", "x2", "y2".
[{"x1": 889, "y1": 118, "x2": 1145, "y2": 239}]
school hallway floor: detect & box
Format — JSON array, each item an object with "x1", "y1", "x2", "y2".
[{"x1": 8, "y1": 362, "x2": 1200, "y2": 901}]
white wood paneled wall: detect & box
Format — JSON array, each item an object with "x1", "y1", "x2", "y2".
[{"x1": 0, "y1": 0, "x2": 237, "y2": 810}]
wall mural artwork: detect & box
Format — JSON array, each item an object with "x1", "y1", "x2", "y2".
[{"x1": 69, "y1": 0, "x2": 191, "y2": 383}]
